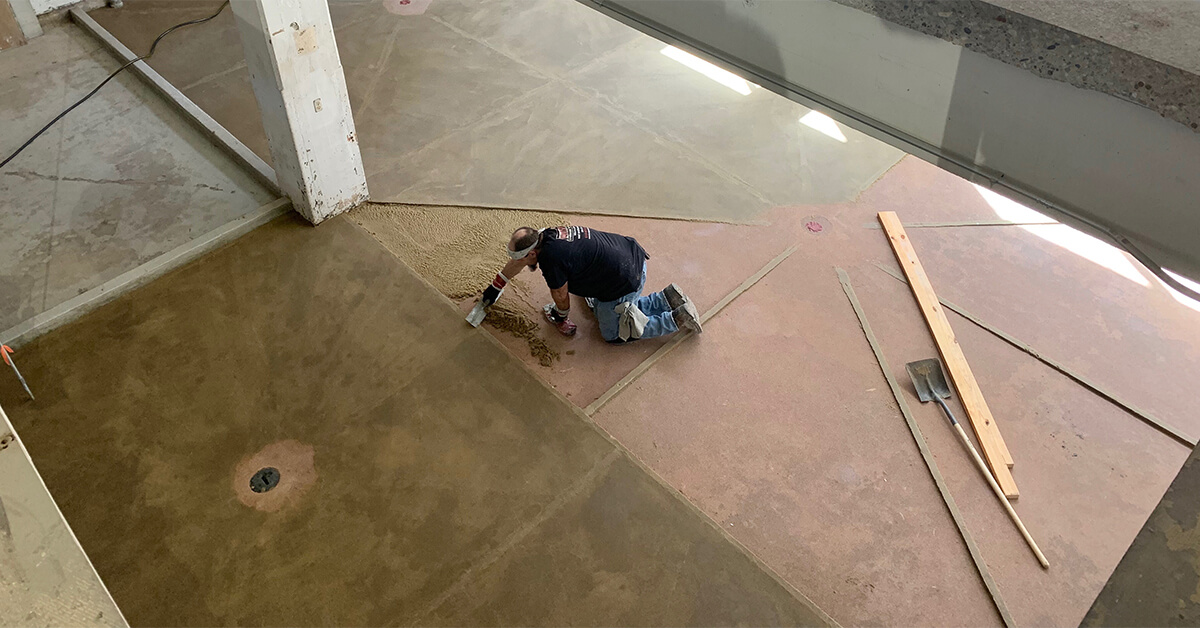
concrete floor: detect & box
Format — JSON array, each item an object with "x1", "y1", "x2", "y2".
[
  {"x1": 89, "y1": 0, "x2": 904, "y2": 222},
  {"x1": 990, "y1": 0, "x2": 1200, "y2": 75},
  {"x1": 4, "y1": 1, "x2": 1200, "y2": 626},
  {"x1": 480, "y1": 156, "x2": 1200, "y2": 436},
  {"x1": 0, "y1": 406, "x2": 125, "y2": 627},
  {"x1": 0, "y1": 215, "x2": 830, "y2": 627},
  {"x1": 1084, "y1": 440, "x2": 1200, "y2": 626},
  {"x1": 451, "y1": 154, "x2": 1200, "y2": 626},
  {"x1": 0, "y1": 18, "x2": 276, "y2": 337}
]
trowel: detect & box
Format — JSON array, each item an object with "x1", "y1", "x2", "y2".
[
  {"x1": 1, "y1": 345, "x2": 33, "y2": 401},
  {"x1": 466, "y1": 276, "x2": 507, "y2": 327},
  {"x1": 466, "y1": 300, "x2": 489, "y2": 327}
]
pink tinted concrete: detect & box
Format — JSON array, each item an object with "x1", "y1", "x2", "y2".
[
  {"x1": 856, "y1": 155, "x2": 1010, "y2": 223},
  {"x1": 471, "y1": 205, "x2": 827, "y2": 406},
  {"x1": 478, "y1": 154, "x2": 1200, "y2": 434},
  {"x1": 593, "y1": 247, "x2": 1002, "y2": 627},
  {"x1": 849, "y1": 262, "x2": 1186, "y2": 626},
  {"x1": 900, "y1": 223, "x2": 1200, "y2": 440},
  {"x1": 593, "y1": 248, "x2": 1187, "y2": 626},
  {"x1": 843, "y1": 155, "x2": 1200, "y2": 438},
  {"x1": 507, "y1": 154, "x2": 1198, "y2": 626}
]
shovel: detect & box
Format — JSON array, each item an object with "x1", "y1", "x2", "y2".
[{"x1": 906, "y1": 358, "x2": 1049, "y2": 569}]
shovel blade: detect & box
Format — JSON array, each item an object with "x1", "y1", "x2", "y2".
[{"x1": 905, "y1": 358, "x2": 952, "y2": 402}]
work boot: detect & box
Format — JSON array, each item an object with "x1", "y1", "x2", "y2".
[
  {"x1": 672, "y1": 301, "x2": 703, "y2": 334},
  {"x1": 664, "y1": 283, "x2": 689, "y2": 310}
]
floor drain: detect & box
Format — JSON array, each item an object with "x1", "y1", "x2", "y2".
[{"x1": 250, "y1": 467, "x2": 280, "y2": 493}]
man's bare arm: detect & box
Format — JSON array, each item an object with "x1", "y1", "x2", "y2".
[
  {"x1": 501, "y1": 258, "x2": 528, "y2": 280},
  {"x1": 550, "y1": 284, "x2": 570, "y2": 313}
]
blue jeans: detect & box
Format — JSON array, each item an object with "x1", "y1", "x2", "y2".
[{"x1": 592, "y1": 264, "x2": 678, "y2": 343}]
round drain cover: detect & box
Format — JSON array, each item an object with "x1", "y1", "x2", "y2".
[{"x1": 250, "y1": 467, "x2": 280, "y2": 493}]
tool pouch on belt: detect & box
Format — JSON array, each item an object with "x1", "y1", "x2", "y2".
[{"x1": 614, "y1": 301, "x2": 649, "y2": 341}]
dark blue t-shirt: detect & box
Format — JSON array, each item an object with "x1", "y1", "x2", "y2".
[{"x1": 539, "y1": 227, "x2": 648, "y2": 302}]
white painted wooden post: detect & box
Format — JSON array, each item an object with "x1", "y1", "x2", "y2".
[{"x1": 231, "y1": 0, "x2": 367, "y2": 224}]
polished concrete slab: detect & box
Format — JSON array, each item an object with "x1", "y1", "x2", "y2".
[
  {"x1": 12, "y1": 4, "x2": 1200, "y2": 626},
  {"x1": 457, "y1": 202, "x2": 817, "y2": 406},
  {"x1": 0, "y1": 19, "x2": 276, "y2": 335},
  {"x1": 374, "y1": 80, "x2": 773, "y2": 221},
  {"x1": 337, "y1": 6, "x2": 550, "y2": 180},
  {"x1": 88, "y1": 0, "x2": 903, "y2": 222},
  {"x1": 428, "y1": 0, "x2": 641, "y2": 78},
  {"x1": 570, "y1": 36, "x2": 905, "y2": 207},
  {"x1": 1084, "y1": 442, "x2": 1200, "y2": 627},
  {"x1": 444, "y1": 155, "x2": 1200, "y2": 626},
  {"x1": 0, "y1": 405, "x2": 126, "y2": 627},
  {"x1": 0, "y1": 215, "x2": 831, "y2": 626},
  {"x1": 592, "y1": 241, "x2": 1188, "y2": 627},
  {"x1": 427, "y1": 455, "x2": 829, "y2": 627},
  {"x1": 465, "y1": 156, "x2": 1200, "y2": 438},
  {"x1": 904, "y1": 217, "x2": 1200, "y2": 443}
]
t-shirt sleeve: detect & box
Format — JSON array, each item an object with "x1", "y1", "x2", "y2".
[{"x1": 540, "y1": 251, "x2": 568, "y2": 290}]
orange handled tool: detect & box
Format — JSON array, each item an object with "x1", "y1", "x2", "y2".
[{"x1": 1, "y1": 345, "x2": 34, "y2": 401}]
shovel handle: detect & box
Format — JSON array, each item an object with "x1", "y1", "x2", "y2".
[
  {"x1": 953, "y1": 422, "x2": 1049, "y2": 569},
  {"x1": 933, "y1": 397, "x2": 959, "y2": 426}
]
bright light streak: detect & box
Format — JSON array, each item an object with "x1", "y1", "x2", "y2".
[
  {"x1": 660, "y1": 46, "x2": 751, "y2": 95},
  {"x1": 799, "y1": 110, "x2": 847, "y2": 143},
  {"x1": 1159, "y1": 269, "x2": 1200, "y2": 313},
  {"x1": 974, "y1": 184, "x2": 1149, "y2": 286}
]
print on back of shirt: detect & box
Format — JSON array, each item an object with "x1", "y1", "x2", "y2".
[{"x1": 553, "y1": 226, "x2": 592, "y2": 242}]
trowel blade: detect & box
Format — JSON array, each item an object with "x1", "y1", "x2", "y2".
[{"x1": 466, "y1": 302, "x2": 487, "y2": 327}]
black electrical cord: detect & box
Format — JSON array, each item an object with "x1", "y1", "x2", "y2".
[{"x1": 0, "y1": 0, "x2": 231, "y2": 171}]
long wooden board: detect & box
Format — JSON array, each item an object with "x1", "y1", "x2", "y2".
[{"x1": 878, "y1": 211, "x2": 1019, "y2": 499}]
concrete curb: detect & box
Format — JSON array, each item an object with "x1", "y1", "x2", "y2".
[
  {"x1": 1, "y1": 198, "x2": 291, "y2": 348},
  {"x1": 69, "y1": 7, "x2": 280, "y2": 196}
]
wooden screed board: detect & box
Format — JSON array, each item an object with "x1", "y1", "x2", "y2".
[{"x1": 878, "y1": 211, "x2": 1018, "y2": 499}]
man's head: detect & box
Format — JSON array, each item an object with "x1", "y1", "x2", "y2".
[{"x1": 508, "y1": 227, "x2": 542, "y2": 268}]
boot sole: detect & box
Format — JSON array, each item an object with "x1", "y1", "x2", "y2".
[{"x1": 664, "y1": 283, "x2": 687, "y2": 311}]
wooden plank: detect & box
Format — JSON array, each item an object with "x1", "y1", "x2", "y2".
[
  {"x1": 875, "y1": 262, "x2": 1197, "y2": 448},
  {"x1": 0, "y1": 0, "x2": 28, "y2": 51},
  {"x1": 878, "y1": 211, "x2": 1019, "y2": 499},
  {"x1": 837, "y1": 268, "x2": 1015, "y2": 627}
]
